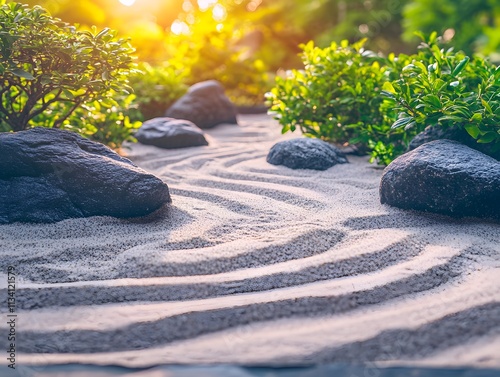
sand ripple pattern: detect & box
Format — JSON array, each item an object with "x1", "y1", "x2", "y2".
[{"x1": 0, "y1": 115, "x2": 499, "y2": 368}]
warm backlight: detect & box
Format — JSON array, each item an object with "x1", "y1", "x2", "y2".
[{"x1": 119, "y1": 0, "x2": 136, "y2": 6}]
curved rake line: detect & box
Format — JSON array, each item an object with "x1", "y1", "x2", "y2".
[
  {"x1": 17, "y1": 253, "x2": 466, "y2": 354},
  {"x1": 306, "y1": 301, "x2": 500, "y2": 365},
  {"x1": 12, "y1": 236, "x2": 426, "y2": 310},
  {"x1": 117, "y1": 228, "x2": 345, "y2": 278},
  {"x1": 188, "y1": 179, "x2": 327, "y2": 210}
]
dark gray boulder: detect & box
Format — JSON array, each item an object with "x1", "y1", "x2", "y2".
[
  {"x1": 135, "y1": 117, "x2": 208, "y2": 149},
  {"x1": 0, "y1": 127, "x2": 171, "y2": 224},
  {"x1": 409, "y1": 125, "x2": 500, "y2": 160},
  {"x1": 267, "y1": 138, "x2": 348, "y2": 170},
  {"x1": 165, "y1": 80, "x2": 238, "y2": 129},
  {"x1": 380, "y1": 140, "x2": 500, "y2": 220}
]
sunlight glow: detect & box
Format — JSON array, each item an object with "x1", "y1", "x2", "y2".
[
  {"x1": 212, "y1": 4, "x2": 226, "y2": 22},
  {"x1": 247, "y1": 0, "x2": 262, "y2": 12},
  {"x1": 198, "y1": 0, "x2": 218, "y2": 12},
  {"x1": 182, "y1": 0, "x2": 194, "y2": 12},
  {"x1": 171, "y1": 20, "x2": 190, "y2": 35},
  {"x1": 119, "y1": 0, "x2": 136, "y2": 6}
]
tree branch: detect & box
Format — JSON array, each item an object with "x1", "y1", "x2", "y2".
[{"x1": 52, "y1": 95, "x2": 86, "y2": 129}]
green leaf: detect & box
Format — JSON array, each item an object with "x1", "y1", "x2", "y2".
[
  {"x1": 95, "y1": 27, "x2": 110, "y2": 40},
  {"x1": 481, "y1": 99, "x2": 493, "y2": 114},
  {"x1": 429, "y1": 31, "x2": 438, "y2": 44},
  {"x1": 413, "y1": 31, "x2": 426, "y2": 41},
  {"x1": 464, "y1": 124, "x2": 480, "y2": 139},
  {"x1": 452, "y1": 57, "x2": 470, "y2": 77},
  {"x1": 423, "y1": 94, "x2": 441, "y2": 108},
  {"x1": 382, "y1": 81, "x2": 396, "y2": 94},
  {"x1": 391, "y1": 117, "x2": 414, "y2": 129},
  {"x1": 404, "y1": 121, "x2": 417, "y2": 131},
  {"x1": 477, "y1": 132, "x2": 497, "y2": 143},
  {"x1": 10, "y1": 68, "x2": 35, "y2": 80},
  {"x1": 470, "y1": 113, "x2": 482, "y2": 123},
  {"x1": 439, "y1": 115, "x2": 464, "y2": 123}
]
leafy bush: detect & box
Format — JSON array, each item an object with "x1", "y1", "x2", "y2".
[
  {"x1": 128, "y1": 62, "x2": 188, "y2": 121},
  {"x1": 268, "y1": 33, "x2": 500, "y2": 164},
  {"x1": 382, "y1": 32, "x2": 500, "y2": 152},
  {"x1": 66, "y1": 93, "x2": 141, "y2": 149},
  {"x1": 266, "y1": 39, "x2": 403, "y2": 161},
  {"x1": 0, "y1": 2, "x2": 135, "y2": 145}
]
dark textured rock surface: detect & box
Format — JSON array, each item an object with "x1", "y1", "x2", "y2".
[
  {"x1": 0, "y1": 128, "x2": 171, "y2": 224},
  {"x1": 267, "y1": 138, "x2": 348, "y2": 170},
  {"x1": 135, "y1": 117, "x2": 208, "y2": 149},
  {"x1": 409, "y1": 125, "x2": 500, "y2": 160},
  {"x1": 380, "y1": 140, "x2": 500, "y2": 220},
  {"x1": 165, "y1": 80, "x2": 238, "y2": 129}
]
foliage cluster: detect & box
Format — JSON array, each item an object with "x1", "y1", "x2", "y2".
[
  {"x1": 0, "y1": 1, "x2": 138, "y2": 146},
  {"x1": 383, "y1": 32, "x2": 500, "y2": 152},
  {"x1": 16, "y1": 0, "x2": 500, "y2": 109},
  {"x1": 267, "y1": 33, "x2": 500, "y2": 165},
  {"x1": 266, "y1": 39, "x2": 400, "y2": 160},
  {"x1": 128, "y1": 62, "x2": 188, "y2": 121}
]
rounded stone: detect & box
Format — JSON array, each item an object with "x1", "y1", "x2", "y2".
[
  {"x1": 135, "y1": 117, "x2": 208, "y2": 149},
  {"x1": 380, "y1": 139, "x2": 500, "y2": 220},
  {"x1": 267, "y1": 138, "x2": 348, "y2": 170},
  {"x1": 0, "y1": 128, "x2": 171, "y2": 223}
]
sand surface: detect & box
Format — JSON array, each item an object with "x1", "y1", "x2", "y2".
[{"x1": 0, "y1": 114, "x2": 499, "y2": 370}]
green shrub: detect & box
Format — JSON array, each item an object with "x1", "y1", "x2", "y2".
[
  {"x1": 128, "y1": 62, "x2": 188, "y2": 121},
  {"x1": 268, "y1": 33, "x2": 500, "y2": 165},
  {"x1": 0, "y1": 2, "x2": 135, "y2": 146},
  {"x1": 266, "y1": 39, "x2": 403, "y2": 162},
  {"x1": 65, "y1": 93, "x2": 141, "y2": 149},
  {"x1": 382, "y1": 32, "x2": 500, "y2": 152}
]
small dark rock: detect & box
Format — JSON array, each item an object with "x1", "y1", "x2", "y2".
[
  {"x1": 267, "y1": 138, "x2": 348, "y2": 170},
  {"x1": 409, "y1": 125, "x2": 500, "y2": 160},
  {"x1": 135, "y1": 117, "x2": 208, "y2": 149},
  {"x1": 380, "y1": 140, "x2": 500, "y2": 220},
  {"x1": 0, "y1": 128, "x2": 171, "y2": 224},
  {"x1": 165, "y1": 80, "x2": 238, "y2": 129}
]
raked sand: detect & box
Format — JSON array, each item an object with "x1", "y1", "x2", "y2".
[{"x1": 0, "y1": 114, "x2": 499, "y2": 369}]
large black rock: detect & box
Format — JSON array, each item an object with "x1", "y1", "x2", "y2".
[
  {"x1": 380, "y1": 140, "x2": 500, "y2": 220},
  {"x1": 267, "y1": 138, "x2": 348, "y2": 170},
  {"x1": 0, "y1": 128, "x2": 171, "y2": 224},
  {"x1": 165, "y1": 80, "x2": 238, "y2": 129},
  {"x1": 135, "y1": 117, "x2": 208, "y2": 149},
  {"x1": 409, "y1": 125, "x2": 500, "y2": 160}
]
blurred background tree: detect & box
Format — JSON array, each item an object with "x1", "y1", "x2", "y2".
[
  {"x1": 403, "y1": 0, "x2": 500, "y2": 58},
  {"x1": 11, "y1": 0, "x2": 500, "y2": 107}
]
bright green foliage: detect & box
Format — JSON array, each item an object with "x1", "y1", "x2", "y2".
[
  {"x1": 383, "y1": 32, "x2": 500, "y2": 151},
  {"x1": 269, "y1": 33, "x2": 500, "y2": 165},
  {"x1": 266, "y1": 39, "x2": 400, "y2": 162},
  {"x1": 0, "y1": 2, "x2": 135, "y2": 142},
  {"x1": 65, "y1": 93, "x2": 141, "y2": 149},
  {"x1": 128, "y1": 62, "x2": 188, "y2": 121}
]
